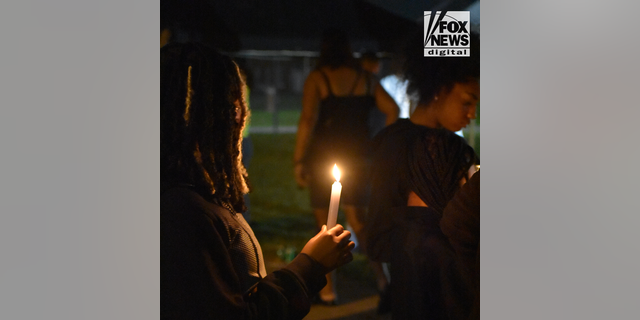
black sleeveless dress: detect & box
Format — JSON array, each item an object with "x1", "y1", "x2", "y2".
[{"x1": 303, "y1": 70, "x2": 376, "y2": 208}]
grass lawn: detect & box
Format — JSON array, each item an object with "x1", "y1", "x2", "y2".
[
  {"x1": 247, "y1": 92, "x2": 302, "y2": 127},
  {"x1": 246, "y1": 133, "x2": 315, "y2": 262},
  {"x1": 248, "y1": 110, "x2": 301, "y2": 127}
]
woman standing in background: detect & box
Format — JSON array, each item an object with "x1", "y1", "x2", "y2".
[{"x1": 293, "y1": 28, "x2": 398, "y2": 305}]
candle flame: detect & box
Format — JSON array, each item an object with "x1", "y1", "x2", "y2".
[{"x1": 332, "y1": 164, "x2": 341, "y2": 182}]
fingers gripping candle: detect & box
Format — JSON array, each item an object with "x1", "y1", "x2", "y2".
[{"x1": 326, "y1": 164, "x2": 342, "y2": 229}]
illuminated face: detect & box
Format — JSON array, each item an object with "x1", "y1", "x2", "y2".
[
  {"x1": 434, "y1": 81, "x2": 479, "y2": 132},
  {"x1": 234, "y1": 78, "x2": 248, "y2": 124},
  {"x1": 234, "y1": 99, "x2": 243, "y2": 124}
]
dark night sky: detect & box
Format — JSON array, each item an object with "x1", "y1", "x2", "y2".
[{"x1": 161, "y1": 0, "x2": 477, "y2": 52}]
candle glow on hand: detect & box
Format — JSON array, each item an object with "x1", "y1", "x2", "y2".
[{"x1": 327, "y1": 164, "x2": 342, "y2": 229}]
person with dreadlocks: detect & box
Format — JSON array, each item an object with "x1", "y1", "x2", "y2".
[
  {"x1": 160, "y1": 42, "x2": 355, "y2": 320},
  {"x1": 364, "y1": 30, "x2": 480, "y2": 319}
]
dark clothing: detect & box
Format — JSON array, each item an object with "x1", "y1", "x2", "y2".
[
  {"x1": 304, "y1": 70, "x2": 376, "y2": 208},
  {"x1": 441, "y1": 171, "x2": 480, "y2": 320},
  {"x1": 390, "y1": 206, "x2": 471, "y2": 320},
  {"x1": 161, "y1": 186, "x2": 327, "y2": 320},
  {"x1": 366, "y1": 120, "x2": 476, "y2": 319},
  {"x1": 365, "y1": 119, "x2": 430, "y2": 261},
  {"x1": 404, "y1": 128, "x2": 476, "y2": 214}
]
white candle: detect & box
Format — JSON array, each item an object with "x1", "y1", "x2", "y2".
[{"x1": 326, "y1": 164, "x2": 342, "y2": 229}]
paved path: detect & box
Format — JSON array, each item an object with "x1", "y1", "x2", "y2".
[
  {"x1": 305, "y1": 295, "x2": 390, "y2": 320},
  {"x1": 303, "y1": 274, "x2": 391, "y2": 320}
]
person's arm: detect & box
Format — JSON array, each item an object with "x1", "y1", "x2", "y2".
[
  {"x1": 373, "y1": 81, "x2": 399, "y2": 126},
  {"x1": 161, "y1": 204, "x2": 318, "y2": 319},
  {"x1": 161, "y1": 194, "x2": 352, "y2": 319},
  {"x1": 293, "y1": 71, "x2": 321, "y2": 187},
  {"x1": 247, "y1": 224, "x2": 354, "y2": 319}
]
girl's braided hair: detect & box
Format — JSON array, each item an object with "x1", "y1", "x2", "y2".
[{"x1": 161, "y1": 42, "x2": 249, "y2": 212}]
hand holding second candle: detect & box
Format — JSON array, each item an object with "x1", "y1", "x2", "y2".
[{"x1": 301, "y1": 224, "x2": 355, "y2": 272}]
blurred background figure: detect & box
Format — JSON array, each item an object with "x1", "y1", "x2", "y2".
[
  {"x1": 358, "y1": 49, "x2": 394, "y2": 314},
  {"x1": 294, "y1": 28, "x2": 398, "y2": 305},
  {"x1": 359, "y1": 50, "x2": 387, "y2": 139},
  {"x1": 379, "y1": 73, "x2": 411, "y2": 119},
  {"x1": 359, "y1": 50, "x2": 381, "y2": 75}
]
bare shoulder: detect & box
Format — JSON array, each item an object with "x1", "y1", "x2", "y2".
[
  {"x1": 304, "y1": 69, "x2": 328, "y2": 95},
  {"x1": 306, "y1": 69, "x2": 324, "y2": 82}
]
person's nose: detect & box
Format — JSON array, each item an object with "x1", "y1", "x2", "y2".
[{"x1": 468, "y1": 105, "x2": 477, "y2": 119}]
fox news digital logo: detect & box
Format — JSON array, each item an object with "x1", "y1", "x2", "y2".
[{"x1": 424, "y1": 11, "x2": 470, "y2": 57}]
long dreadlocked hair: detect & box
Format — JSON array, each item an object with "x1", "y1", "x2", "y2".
[
  {"x1": 403, "y1": 128, "x2": 477, "y2": 214},
  {"x1": 161, "y1": 42, "x2": 249, "y2": 213},
  {"x1": 402, "y1": 28, "x2": 480, "y2": 105}
]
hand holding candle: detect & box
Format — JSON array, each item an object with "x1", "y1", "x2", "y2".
[{"x1": 326, "y1": 164, "x2": 342, "y2": 229}]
